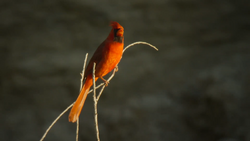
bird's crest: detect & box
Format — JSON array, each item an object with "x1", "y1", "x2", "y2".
[{"x1": 110, "y1": 21, "x2": 123, "y2": 29}]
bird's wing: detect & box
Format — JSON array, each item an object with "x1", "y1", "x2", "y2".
[{"x1": 84, "y1": 41, "x2": 106, "y2": 78}]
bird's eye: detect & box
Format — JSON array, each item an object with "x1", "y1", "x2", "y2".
[{"x1": 114, "y1": 28, "x2": 120, "y2": 36}]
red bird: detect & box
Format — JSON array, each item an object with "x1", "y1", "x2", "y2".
[{"x1": 69, "y1": 21, "x2": 124, "y2": 123}]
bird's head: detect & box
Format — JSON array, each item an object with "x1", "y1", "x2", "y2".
[{"x1": 110, "y1": 21, "x2": 124, "y2": 37}]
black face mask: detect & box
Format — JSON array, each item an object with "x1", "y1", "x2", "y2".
[{"x1": 113, "y1": 29, "x2": 123, "y2": 43}]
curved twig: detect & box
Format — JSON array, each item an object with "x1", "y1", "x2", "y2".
[{"x1": 123, "y1": 41, "x2": 158, "y2": 53}]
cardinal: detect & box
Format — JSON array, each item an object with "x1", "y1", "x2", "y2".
[{"x1": 69, "y1": 21, "x2": 124, "y2": 123}]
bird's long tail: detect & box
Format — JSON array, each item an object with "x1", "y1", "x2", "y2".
[{"x1": 69, "y1": 75, "x2": 97, "y2": 123}]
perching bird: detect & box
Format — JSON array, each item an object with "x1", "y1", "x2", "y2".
[{"x1": 69, "y1": 21, "x2": 124, "y2": 123}]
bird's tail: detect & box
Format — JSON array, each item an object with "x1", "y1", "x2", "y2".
[{"x1": 69, "y1": 75, "x2": 97, "y2": 123}]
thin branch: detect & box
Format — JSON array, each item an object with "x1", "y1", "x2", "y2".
[
  {"x1": 88, "y1": 83, "x2": 104, "y2": 94},
  {"x1": 123, "y1": 41, "x2": 158, "y2": 53},
  {"x1": 76, "y1": 119, "x2": 79, "y2": 141},
  {"x1": 92, "y1": 63, "x2": 100, "y2": 141},
  {"x1": 80, "y1": 53, "x2": 89, "y2": 89},
  {"x1": 40, "y1": 103, "x2": 74, "y2": 141},
  {"x1": 40, "y1": 54, "x2": 89, "y2": 141},
  {"x1": 76, "y1": 53, "x2": 88, "y2": 141},
  {"x1": 97, "y1": 85, "x2": 106, "y2": 102},
  {"x1": 97, "y1": 68, "x2": 117, "y2": 101}
]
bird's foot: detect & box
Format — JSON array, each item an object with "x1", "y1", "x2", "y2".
[
  {"x1": 101, "y1": 77, "x2": 109, "y2": 86},
  {"x1": 115, "y1": 66, "x2": 119, "y2": 72}
]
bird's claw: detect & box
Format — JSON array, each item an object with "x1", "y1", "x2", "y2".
[
  {"x1": 101, "y1": 77, "x2": 109, "y2": 86},
  {"x1": 115, "y1": 66, "x2": 119, "y2": 72}
]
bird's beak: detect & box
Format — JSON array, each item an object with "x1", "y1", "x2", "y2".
[{"x1": 116, "y1": 28, "x2": 124, "y2": 37}]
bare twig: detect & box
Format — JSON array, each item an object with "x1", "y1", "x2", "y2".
[
  {"x1": 97, "y1": 68, "x2": 117, "y2": 101},
  {"x1": 88, "y1": 83, "x2": 105, "y2": 93},
  {"x1": 80, "y1": 53, "x2": 89, "y2": 89},
  {"x1": 39, "y1": 102, "x2": 74, "y2": 141},
  {"x1": 40, "y1": 54, "x2": 89, "y2": 141},
  {"x1": 123, "y1": 41, "x2": 158, "y2": 53},
  {"x1": 76, "y1": 53, "x2": 88, "y2": 141},
  {"x1": 92, "y1": 63, "x2": 100, "y2": 141},
  {"x1": 76, "y1": 119, "x2": 79, "y2": 141}
]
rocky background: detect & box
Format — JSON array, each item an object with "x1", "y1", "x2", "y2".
[{"x1": 1, "y1": 0, "x2": 250, "y2": 141}]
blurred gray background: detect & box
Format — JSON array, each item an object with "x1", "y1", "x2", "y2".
[{"x1": 1, "y1": 0, "x2": 250, "y2": 141}]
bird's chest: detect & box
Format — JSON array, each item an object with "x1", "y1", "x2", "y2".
[
  {"x1": 96, "y1": 43, "x2": 123, "y2": 77},
  {"x1": 105, "y1": 46, "x2": 122, "y2": 63}
]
